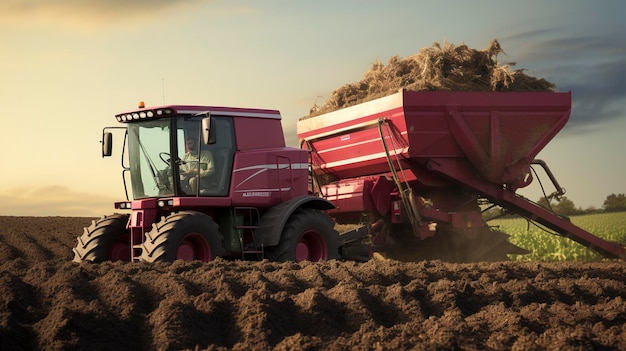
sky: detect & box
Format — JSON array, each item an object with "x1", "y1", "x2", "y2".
[{"x1": 1, "y1": 0, "x2": 625, "y2": 217}]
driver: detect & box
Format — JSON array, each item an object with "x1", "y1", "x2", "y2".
[{"x1": 180, "y1": 137, "x2": 215, "y2": 194}]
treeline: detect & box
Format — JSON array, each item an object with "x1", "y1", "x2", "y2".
[
  {"x1": 485, "y1": 193, "x2": 626, "y2": 218},
  {"x1": 536, "y1": 193, "x2": 626, "y2": 216}
]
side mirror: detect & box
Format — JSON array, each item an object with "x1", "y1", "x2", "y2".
[
  {"x1": 102, "y1": 131, "x2": 113, "y2": 157},
  {"x1": 201, "y1": 115, "x2": 216, "y2": 144}
]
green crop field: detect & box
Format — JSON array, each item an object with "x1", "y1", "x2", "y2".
[{"x1": 489, "y1": 211, "x2": 626, "y2": 261}]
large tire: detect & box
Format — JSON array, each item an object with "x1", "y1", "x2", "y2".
[
  {"x1": 73, "y1": 214, "x2": 131, "y2": 263},
  {"x1": 140, "y1": 211, "x2": 224, "y2": 262},
  {"x1": 268, "y1": 209, "x2": 340, "y2": 262}
]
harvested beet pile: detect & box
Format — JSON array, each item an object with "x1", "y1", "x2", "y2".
[
  {"x1": 307, "y1": 40, "x2": 555, "y2": 117},
  {"x1": 1, "y1": 216, "x2": 625, "y2": 350}
]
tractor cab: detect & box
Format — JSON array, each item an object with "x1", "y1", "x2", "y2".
[{"x1": 103, "y1": 105, "x2": 236, "y2": 200}]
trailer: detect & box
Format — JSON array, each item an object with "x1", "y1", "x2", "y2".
[{"x1": 297, "y1": 90, "x2": 626, "y2": 261}]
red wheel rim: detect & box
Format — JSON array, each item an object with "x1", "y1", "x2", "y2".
[
  {"x1": 110, "y1": 236, "x2": 131, "y2": 261},
  {"x1": 295, "y1": 230, "x2": 327, "y2": 262},
  {"x1": 177, "y1": 233, "x2": 212, "y2": 261}
]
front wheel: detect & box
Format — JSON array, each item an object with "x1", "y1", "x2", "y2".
[
  {"x1": 72, "y1": 214, "x2": 131, "y2": 263},
  {"x1": 268, "y1": 209, "x2": 340, "y2": 262},
  {"x1": 140, "y1": 211, "x2": 224, "y2": 262}
]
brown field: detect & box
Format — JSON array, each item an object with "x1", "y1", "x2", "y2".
[{"x1": 0, "y1": 216, "x2": 625, "y2": 350}]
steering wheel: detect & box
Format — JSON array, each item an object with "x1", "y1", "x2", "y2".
[{"x1": 159, "y1": 152, "x2": 171, "y2": 166}]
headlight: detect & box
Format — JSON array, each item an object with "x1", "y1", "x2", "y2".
[
  {"x1": 115, "y1": 107, "x2": 176, "y2": 123},
  {"x1": 157, "y1": 199, "x2": 174, "y2": 207},
  {"x1": 114, "y1": 201, "x2": 132, "y2": 209}
]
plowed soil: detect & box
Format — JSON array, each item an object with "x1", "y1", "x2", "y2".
[{"x1": 0, "y1": 216, "x2": 624, "y2": 350}]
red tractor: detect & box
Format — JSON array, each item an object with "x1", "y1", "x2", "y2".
[
  {"x1": 73, "y1": 91, "x2": 626, "y2": 263},
  {"x1": 73, "y1": 104, "x2": 340, "y2": 262}
]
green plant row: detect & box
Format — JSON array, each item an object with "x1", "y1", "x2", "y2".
[{"x1": 489, "y1": 211, "x2": 626, "y2": 261}]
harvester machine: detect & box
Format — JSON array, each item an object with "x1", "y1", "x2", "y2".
[{"x1": 297, "y1": 90, "x2": 626, "y2": 261}]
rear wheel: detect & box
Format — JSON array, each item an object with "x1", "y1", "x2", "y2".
[
  {"x1": 268, "y1": 209, "x2": 340, "y2": 262},
  {"x1": 140, "y1": 211, "x2": 224, "y2": 262},
  {"x1": 73, "y1": 214, "x2": 131, "y2": 263}
]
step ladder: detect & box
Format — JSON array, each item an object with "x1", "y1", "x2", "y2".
[
  {"x1": 233, "y1": 207, "x2": 264, "y2": 260},
  {"x1": 130, "y1": 228, "x2": 143, "y2": 262}
]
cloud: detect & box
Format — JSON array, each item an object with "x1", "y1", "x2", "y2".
[
  {"x1": 0, "y1": 185, "x2": 121, "y2": 217},
  {"x1": 509, "y1": 36, "x2": 623, "y2": 64},
  {"x1": 537, "y1": 42, "x2": 626, "y2": 133},
  {"x1": 502, "y1": 33, "x2": 626, "y2": 134},
  {"x1": 553, "y1": 58, "x2": 626, "y2": 132},
  {"x1": 0, "y1": 0, "x2": 204, "y2": 27},
  {"x1": 500, "y1": 27, "x2": 563, "y2": 43}
]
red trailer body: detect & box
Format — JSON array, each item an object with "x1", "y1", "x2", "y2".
[{"x1": 298, "y1": 90, "x2": 570, "y2": 190}]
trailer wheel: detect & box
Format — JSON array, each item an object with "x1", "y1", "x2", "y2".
[
  {"x1": 72, "y1": 214, "x2": 131, "y2": 263},
  {"x1": 140, "y1": 211, "x2": 224, "y2": 262},
  {"x1": 268, "y1": 209, "x2": 340, "y2": 262}
]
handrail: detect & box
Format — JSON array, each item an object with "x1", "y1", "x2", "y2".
[{"x1": 531, "y1": 159, "x2": 566, "y2": 199}]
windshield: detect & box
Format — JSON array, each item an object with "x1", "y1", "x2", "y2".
[
  {"x1": 127, "y1": 116, "x2": 234, "y2": 199},
  {"x1": 128, "y1": 119, "x2": 174, "y2": 198}
]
